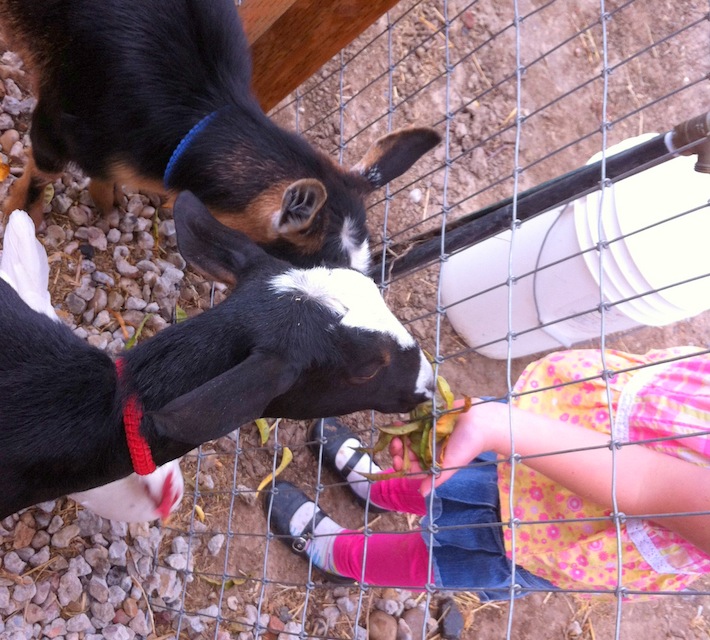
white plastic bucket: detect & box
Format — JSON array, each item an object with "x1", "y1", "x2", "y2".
[
  {"x1": 441, "y1": 135, "x2": 710, "y2": 360},
  {"x1": 577, "y1": 135, "x2": 710, "y2": 322}
]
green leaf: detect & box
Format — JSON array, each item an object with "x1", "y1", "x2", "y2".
[
  {"x1": 200, "y1": 576, "x2": 247, "y2": 589},
  {"x1": 376, "y1": 421, "x2": 424, "y2": 436},
  {"x1": 125, "y1": 314, "x2": 153, "y2": 349},
  {"x1": 436, "y1": 375, "x2": 455, "y2": 408},
  {"x1": 358, "y1": 469, "x2": 407, "y2": 481}
]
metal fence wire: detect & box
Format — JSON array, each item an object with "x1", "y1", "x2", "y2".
[{"x1": 167, "y1": 1, "x2": 710, "y2": 639}]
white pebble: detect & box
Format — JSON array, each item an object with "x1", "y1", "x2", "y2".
[
  {"x1": 51, "y1": 524, "x2": 80, "y2": 548},
  {"x1": 166, "y1": 553, "x2": 188, "y2": 571},
  {"x1": 58, "y1": 572, "x2": 82, "y2": 606},
  {"x1": 207, "y1": 534, "x2": 225, "y2": 556}
]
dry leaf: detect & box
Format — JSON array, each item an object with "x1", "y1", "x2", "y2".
[
  {"x1": 194, "y1": 504, "x2": 205, "y2": 522},
  {"x1": 42, "y1": 183, "x2": 54, "y2": 205},
  {"x1": 257, "y1": 446, "x2": 293, "y2": 493},
  {"x1": 255, "y1": 418, "x2": 270, "y2": 445}
]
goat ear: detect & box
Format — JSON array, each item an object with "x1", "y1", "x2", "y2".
[
  {"x1": 352, "y1": 126, "x2": 441, "y2": 191},
  {"x1": 148, "y1": 351, "x2": 299, "y2": 445},
  {"x1": 277, "y1": 178, "x2": 327, "y2": 233},
  {"x1": 173, "y1": 190, "x2": 268, "y2": 286}
]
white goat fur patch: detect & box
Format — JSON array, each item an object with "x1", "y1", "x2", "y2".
[
  {"x1": 340, "y1": 217, "x2": 371, "y2": 274},
  {"x1": 271, "y1": 267, "x2": 415, "y2": 349},
  {"x1": 416, "y1": 350, "x2": 435, "y2": 398}
]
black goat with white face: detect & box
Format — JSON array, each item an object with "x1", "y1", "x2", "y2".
[
  {"x1": 0, "y1": 192, "x2": 434, "y2": 519},
  {"x1": 0, "y1": 0, "x2": 440, "y2": 273}
]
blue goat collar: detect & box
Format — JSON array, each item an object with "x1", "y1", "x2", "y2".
[{"x1": 163, "y1": 110, "x2": 220, "y2": 187}]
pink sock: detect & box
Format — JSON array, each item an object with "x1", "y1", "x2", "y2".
[
  {"x1": 332, "y1": 530, "x2": 432, "y2": 588},
  {"x1": 369, "y1": 470, "x2": 427, "y2": 516}
]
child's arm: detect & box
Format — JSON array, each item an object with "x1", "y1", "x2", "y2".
[{"x1": 406, "y1": 400, "x2": 710, "y2": 556}]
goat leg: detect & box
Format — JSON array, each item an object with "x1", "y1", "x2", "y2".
[
  {"x1": 3, "y1": 98, "x2": 67, "y2": 225},
  {"x1": 87, "y1": 177, "x2": 121, "y2": 214},
  {"x1": 2, "y1": 150, "x2": 60, "y2": 226}
]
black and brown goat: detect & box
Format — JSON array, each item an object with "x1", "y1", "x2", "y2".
[
  {"x1": 0, "y1": 0, "x2": 440, "y2": 273},
  {"x1": 0, "y1": 191, "x2": 435, "y2": 519}
]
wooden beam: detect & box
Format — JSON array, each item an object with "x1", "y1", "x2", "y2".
[
  {"x1": 238, "y1": 0, "x2": 300, "y2": 45},
  {"x1": 239, "y1": 0, "x2": 401, "y2": 112}
]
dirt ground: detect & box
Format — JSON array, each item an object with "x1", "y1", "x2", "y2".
[{"x1": 1, "y1": 0, "x2": 708, "y2": 638}]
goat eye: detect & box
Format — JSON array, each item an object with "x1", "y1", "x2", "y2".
[{"x1": 350, "y1": 363, "x2": 383, "y2": 385}]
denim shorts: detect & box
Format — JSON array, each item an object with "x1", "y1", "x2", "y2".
[{"x1": 421, "y1": 452, "x2": 555, "y2": 601}]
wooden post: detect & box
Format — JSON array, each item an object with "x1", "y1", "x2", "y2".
[
  {"x1": 238, "y1": 0, "x2": 401, "y2": 112},
  {"x1": 238, "y1": 0, "x2": 301, "y2": 46}
]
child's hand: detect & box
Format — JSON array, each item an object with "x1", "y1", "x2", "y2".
[
  {"x1": 394, "y1": 398, "x2": 508, "y2": 495},
  {"x1": 390, "y1": 436, "x2": 427, "y2": 476}
]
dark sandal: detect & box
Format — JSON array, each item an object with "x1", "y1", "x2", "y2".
[
  {"x1": 262, "y1": 480, "x2": 355, "y2": 584},
  {"x1": 308, "y1": 417, "x2": 387, "y2": 513}
]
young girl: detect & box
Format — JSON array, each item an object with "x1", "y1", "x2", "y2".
[{"x1": 264, "y1": 347, "x2": 710, "y2": 599}]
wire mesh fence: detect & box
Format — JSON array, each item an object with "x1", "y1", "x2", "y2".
[{"x1": 162, "y1": 1, "x2": 710, "y2": 638}]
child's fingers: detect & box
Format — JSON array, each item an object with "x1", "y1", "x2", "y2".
[
  {"x1": 419, "y1": 398, "x2": 491, "y2": 495},
  {"x1": 407, "y1": 453, "x2": 425, "y2": 475},
  {"x1": 389, "y1": 437, "x2": 404, "y2": 471},
  {"x1": 390, "y1": 436, "x2": 429, "y2": 476},
  {"x1": 389, "y1": 436, "x2": 404, "y2": 458},
  {"x1": 420, "y1": 468, "x2": 457, "y2": 496}
]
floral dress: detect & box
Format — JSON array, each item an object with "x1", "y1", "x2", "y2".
[{"x1": 498, "y1": 347, "x2": 710, "y2": 595}]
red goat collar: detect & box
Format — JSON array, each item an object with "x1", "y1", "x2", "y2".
[{"x1": 115, "y1": 358, "x2": 157, "y2": 476}]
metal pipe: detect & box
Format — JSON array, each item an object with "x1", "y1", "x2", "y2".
[
  {"x1": 376, "y1": 112, "x2": 710, "y2": 281},
  {"x1": 669, "y1": 112, "x2": 710, "y2": 173}
]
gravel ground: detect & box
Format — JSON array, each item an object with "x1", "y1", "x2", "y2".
[
  {"x1": 2, "y1": 505, "x2": 440, "y2": 640},
  {"x1": 0, "y1": 49, "x2": 279, "y2": 640},
  {"x1": 0, "y1": 48, "x2": 232, "y2": 640}
]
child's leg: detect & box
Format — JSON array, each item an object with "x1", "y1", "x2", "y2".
[
  {"x1": 272, "y1": 480, "x2": 432, "y2": 587},
  {"x1": 309, "y1": 418, "x2": 427, "y2": 515},
  {"x1": 369, "y1": 472, "x2": 427, "y2": 516},
  {"x1": 331, "y1": 529, "x2": 432, "y2": 588}
]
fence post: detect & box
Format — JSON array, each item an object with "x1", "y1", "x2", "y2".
[{"x1": 239, "y1": 0, "x2": 401, "y2": 111}]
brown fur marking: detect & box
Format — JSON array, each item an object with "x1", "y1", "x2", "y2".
[
  {"x1": 213, "y1": 180, "x2": 326, "y2": 255},
  {"x1": 87, "y1": 178, "x2": 117, "y2": 214},
  {"x1": 109, "y1": 164, "x2": 167, "y2": 200},
  {"x1": 2, "y1": 151, "x2": 59, "y2": 226}
]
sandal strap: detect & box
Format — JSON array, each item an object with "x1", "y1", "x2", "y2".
[
  {"x1": 297, "y1": 502, "x2": 329, "y2": 540},
  {"x1": 337, "y1": 440, "x2": 370, "y2": 479},
  {"x1": 289, "y1": 503, "x2": 332, "y2": 555},
  {"x1": 310, "y1": 418, "x2": 376, "y2": 482}
]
